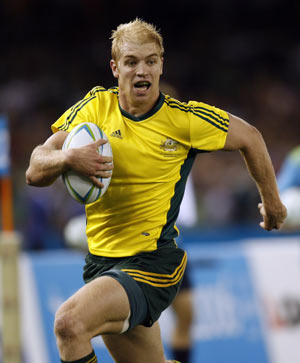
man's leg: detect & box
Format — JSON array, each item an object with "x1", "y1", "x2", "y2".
[
  {"x1": 171, "y1": 288, "x2": 193, "y2": 363},
  {"x1": 54, "y1": 275, "x2": 131, "y2": 362},
  {"x1": 102, "y1": 321, "x2": 169, "y2": 363}
]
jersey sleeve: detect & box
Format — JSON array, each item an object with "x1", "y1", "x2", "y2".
[
  {"x1": 51, "y1": 87, "x2": 100, "y2": 133},
  {"x1": 188, "y1": 101, "x2": 230, "y2": 151}
]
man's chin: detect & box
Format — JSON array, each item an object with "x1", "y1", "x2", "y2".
[
  {"x1": 131, "y1": 92, "x2": 153, "y2": 106},
  {"x1": 133, "y1": 87, "x2": 151, "y2": 97}
]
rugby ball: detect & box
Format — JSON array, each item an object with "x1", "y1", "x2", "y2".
[{"x1": 62, "y1": 122, "x2": 112, "y2": 204}]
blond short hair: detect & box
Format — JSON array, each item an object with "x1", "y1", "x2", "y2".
[{"x1": 110, "y1": 18, "x2": 164, "y2": 61}]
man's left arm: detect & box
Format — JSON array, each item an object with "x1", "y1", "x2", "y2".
[{"x1": 223, "y1": 113, "x2": 287, "y2": 230}]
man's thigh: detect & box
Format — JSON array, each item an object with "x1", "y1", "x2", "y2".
[
  {"x1": 102, "y1": 322, "x2": 166, "y2": 363},
  {"x1": 56, "y1": 275, "x2": 130, "y2": 337}
]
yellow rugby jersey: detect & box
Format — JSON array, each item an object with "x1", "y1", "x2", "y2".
[{"x1": 52, "y1": 86, "x2": 230, "y2": 257}]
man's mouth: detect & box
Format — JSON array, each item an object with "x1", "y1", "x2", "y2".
[{"x1": 134, "y1": 81, "x2": 151, "y2": 90}]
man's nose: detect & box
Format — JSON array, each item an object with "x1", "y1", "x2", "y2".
[{"x1": 136, "y1": 62, "x2": 148, "y2": 76}]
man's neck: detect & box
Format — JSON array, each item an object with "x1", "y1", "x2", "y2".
[{"x1": 118, "y1": 92, "x2": 160, "y2": 118}]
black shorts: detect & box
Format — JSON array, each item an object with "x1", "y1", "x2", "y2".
[{"x1": 83, "y1": 241, "x2": 187, "y2": 330}]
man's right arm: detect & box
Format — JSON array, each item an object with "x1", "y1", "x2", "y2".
[
  {"x1": 26, "y1": 131, "x2": 69, "y2": 187},
  {"x1": 26, "y1": 130, "x2": 113, "y2": 188}
]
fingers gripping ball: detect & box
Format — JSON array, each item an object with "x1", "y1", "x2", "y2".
[{"x1": 62, "y1": 122, "x2": 113, "y2": 204}]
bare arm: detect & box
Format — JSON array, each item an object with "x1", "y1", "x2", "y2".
[
  {"x1": 26, "y1": 131, "x2": 113, "y2": 187},
  {"x1": 224, "y1": 113, "x2": 287, "y2": 230}
]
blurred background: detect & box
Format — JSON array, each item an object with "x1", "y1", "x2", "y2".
[
  {"x1": 1, "y1": 1, "x2": 300, "y2": 362},
  {"x1": 1, "y1": 0, "x2": 300, "y2": 248}
]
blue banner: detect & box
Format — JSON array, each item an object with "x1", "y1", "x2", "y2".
[
  {"x1": 187, "y1": 242, "x2": 270, "y2": 363},
  {"x1": 25, "y1": 246, "x2": 270, "y2": 363},
  {"x1": 28, "y1": 250, "x2": 112, "y2": 363}
]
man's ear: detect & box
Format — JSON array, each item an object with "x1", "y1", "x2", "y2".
[
  {"x1": 160, "y1": 57, "x2": 164, "y2": 75},
  {"x1": 110, "y1": 59, "x2": 119, "y2": 79}
]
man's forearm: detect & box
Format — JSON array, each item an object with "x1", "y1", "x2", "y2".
[
  {"x1": 25, "y1": 145, "x2": 68, "y2": 187},
  {"x1": 240, "y1": 131, "x2": 280, "y2": 207}
]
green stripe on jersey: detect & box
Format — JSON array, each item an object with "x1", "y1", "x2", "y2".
[
  {"x1": 157, "y1": 149, "x2": 197, "y2": 245},
  {"x1": 164, "y1": 97, "x2": 229, "y2": 132}
]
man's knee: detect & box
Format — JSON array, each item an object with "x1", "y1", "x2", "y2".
[{"x1": 54, "y1": 303, "x2": 85, "y2": 340}]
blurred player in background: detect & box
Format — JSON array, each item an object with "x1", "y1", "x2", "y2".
[
  {"x1": 26, "y1": 19, "x2": 286, "y2": 363},
  {"x1": 277, "y1": 145, "x2": 300, "y2": 230},
  {"x1": 170, "y1": 176, "x2": 196, "y2": 363}
]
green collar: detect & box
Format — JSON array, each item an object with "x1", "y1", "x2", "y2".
[{"x1": 119, "y1": 92, "x2": 165, "y2": 121}]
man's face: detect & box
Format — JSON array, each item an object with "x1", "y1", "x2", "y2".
[{"x1": 110, "y1": 41, "x2": 163, "y2": 108}]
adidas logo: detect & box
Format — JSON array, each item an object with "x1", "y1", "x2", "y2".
[{"x1": 110, "y1": 129, "x2": 123, "y2": 139}]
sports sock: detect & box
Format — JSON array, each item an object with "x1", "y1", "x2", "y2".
[
  {"x1": 60, "y1": 350, "x2": 97, "y2": 363},
  {"x1": 172, "y1": 348, "x2": 190, "y2": 363}
]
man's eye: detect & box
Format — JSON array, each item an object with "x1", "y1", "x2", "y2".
[{"x1": 126, "y1": 60, "x2": 136, "y2": 66}]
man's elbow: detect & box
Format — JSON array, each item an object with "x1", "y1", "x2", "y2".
[
  {"x1": 248, "y1": 124, "x2": 263, "y2": 139},
  {"x1": 25, "y1": 168, "x2": 52, "y2": 187},
  {"x1": 240, "y1": 124, "x2": 265, "y2": 152},
  {"x1": 225, "y1": 113, "x2": 264, "y2": 151},
  {"x1": 25, "y1": 168, "x2": 38, "y2": 186}
]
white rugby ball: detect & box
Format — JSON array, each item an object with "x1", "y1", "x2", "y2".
[{"x1": 62, "y1": 122, "x2": 112, "y2": 204}]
